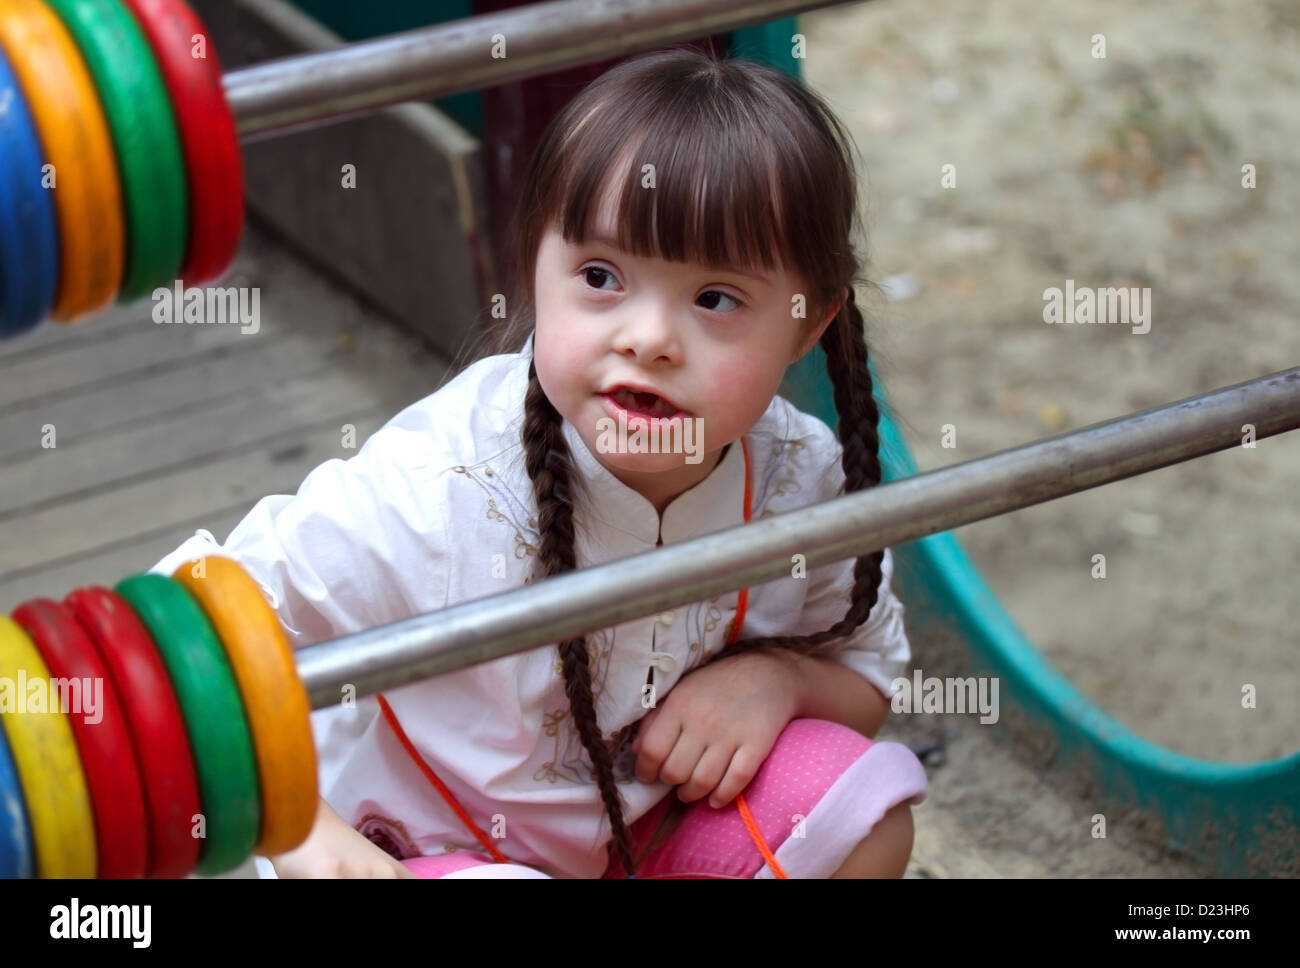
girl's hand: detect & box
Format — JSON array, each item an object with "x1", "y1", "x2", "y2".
[
  {"x1": 630, "y1": 648, "x2": 803, "y2": 809},
  {"x1": 269, "y1": 796, "x2": 416, "y2": 878}
]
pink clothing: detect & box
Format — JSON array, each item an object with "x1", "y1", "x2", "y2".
[{"x1": 402, "y1": 718, "x2": 927, "y2": 878}]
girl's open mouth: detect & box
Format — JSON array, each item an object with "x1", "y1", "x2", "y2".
[{"x1": 607, "y1": 387, "x2": 685, "y2": 420}]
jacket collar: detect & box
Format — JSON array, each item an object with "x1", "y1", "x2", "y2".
[
  {"x1": 518, "y1": 333, "x2": 749, "y2": 553},
  {"x1": 559, "y1": 418, "x2": 746, "y2": 551}
]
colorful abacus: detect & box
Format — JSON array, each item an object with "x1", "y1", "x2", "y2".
[
  {"x1": 0, "y1": 0, "x2": 243, "y2": 338},
  {"x1": 0, "y1": 556, "x2": 317, "y2": 878}
]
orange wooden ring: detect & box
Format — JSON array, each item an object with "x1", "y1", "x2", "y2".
[
  {"x1": 0, "y1": 0, "x2": 125, "y2": 321},
  {"x1": 171, "y1": 555, "x2": 317, "y2": 857}
]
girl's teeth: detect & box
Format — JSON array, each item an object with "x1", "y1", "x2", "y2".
[{"x1": 614, "y1": 388, "x2": 674, "y2": 417}]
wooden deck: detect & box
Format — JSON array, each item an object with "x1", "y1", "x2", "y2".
[{"x1": 0, "y1": 224, "x2": 452, "y2": 613}]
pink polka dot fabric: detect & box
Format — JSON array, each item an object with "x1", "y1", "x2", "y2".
[
  {"x1": 401, "y1": 718, "x2": 928, "y2": 879},
  {"x1": 605, "y1": 717, "x2": 923, "y2": 878}
]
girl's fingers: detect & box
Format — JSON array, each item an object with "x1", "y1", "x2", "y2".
[
  {"x1": 630, "y1": 708, "x2": 658, "y2": 752},
  {"x1": 677, "y1": 742, "x2": 741, "y2": 806},
  {"x1": 634, "y1": 717, "x2": 682, "y2": 784},
  {"x1": 655, "y1": 730, "x2": 708, "y2": 788},
  {"x1": 708, "y1": 746, "x2": 763, "y2": 809}
]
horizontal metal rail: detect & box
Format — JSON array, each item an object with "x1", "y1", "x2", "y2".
[
  {"x1": 293, "y1": 366, "x2": 1300, "y2": 709},
  {"x1": 224, "y1": 0, "x2": 862, "y2": 138}
]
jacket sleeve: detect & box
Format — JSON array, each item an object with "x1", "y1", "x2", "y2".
[
  {"x1": 799, "y1": 545, "x2": 911, "y2": 700},
  {"x1": 787, "y1": 407, "x2": 911, "y2": 701},
  {"x1": 146, "y1": 425, "x2": 455, "y2": 806},
  {"x1": 147, "y1": 424, "x2": 453, "y2": 652}
]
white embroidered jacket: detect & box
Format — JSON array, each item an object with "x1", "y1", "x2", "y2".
[{"x1": 149, "y1": 344, "x2": 911, "y2": 878}]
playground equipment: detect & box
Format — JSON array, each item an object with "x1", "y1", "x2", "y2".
[{"x1": 0, "y1": 0, "x2": 1295, "y2": 876}]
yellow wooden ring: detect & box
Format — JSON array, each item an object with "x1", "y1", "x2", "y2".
[
  {"x1": 0, "y1": 615, "x2": 97, "y2": 877},
  {"x1": 0, "y1": 0, "x2": 124, "y2": 321},
  {"x1": 172, "y1": 556, "x2": 318, "y2": 857}
]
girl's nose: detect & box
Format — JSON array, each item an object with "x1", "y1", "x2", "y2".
[{"x1": 615, "y1": 299, "x2": 681, "y2": 363}]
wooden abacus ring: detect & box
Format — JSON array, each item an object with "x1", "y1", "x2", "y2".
[
  {"x1": 65, "y1": 586, "x2": 202, "y2": 877},
  {"x1": 45, "y1": 0, "x2": 188, "y2": 301},
  {"x1": 172, "y1": 555, "x2": 318, "y2": 858},
  {"x1": 11, "y1": 598, "x2": 149, "y2": 877},
  {"x1": 114, "y1": 572, "x2": 259, "y2": 876},
  {"x1": 0, "y1": 711, "x2": 35, "y2": 877},
  {"x1": 0, "y1": 43, "x2": 58, "y2": 337},
  {"x1": 120, "y1": 0, "x2": 243, "y2": 285},
  {"x1": 0, "y1": 615, "x2": 97, "y2": 877},
  {"x1": 0, "y1": 0, "x2": 124, "y2": 320}
]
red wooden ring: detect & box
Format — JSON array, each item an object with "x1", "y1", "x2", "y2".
[
  {"x1": 119, "y1": 0, "x2": 243, "y2": 285},
  {"x1": 11, "y1": 598, "x2": 149, "y2": 877},
  {"x1": 64, "y1": 586, "x2": 202, "y2": 878}
]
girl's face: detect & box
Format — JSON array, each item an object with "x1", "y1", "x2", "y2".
[{"x1": 532, "y1": 191, "x2": 838, "y2": 513}]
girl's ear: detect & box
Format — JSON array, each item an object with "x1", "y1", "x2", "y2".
[{"x1": 791, "y1": 289, "x2": 848, "y2": 363}]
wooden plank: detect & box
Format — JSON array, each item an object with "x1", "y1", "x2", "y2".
[
  {"x1": 0, "y1": 329, "x2": 348, "y2": 462},
  {"x1": 0, "y1": 304, "x2": 256, "y2": 412},
  {"x1": 0, "y1": 413, "x2": 390, "y2": 578},
  {"x1": 0, "y1": 356, "x2": 444, "y2": 517},
  {"x1": 0, "y1": 506, "x2": 253, "y2": 613},
  {"x1": 0, "y1": 301, "x2": 142, "y2": 361}
]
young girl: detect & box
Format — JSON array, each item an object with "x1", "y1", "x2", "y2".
[{"x1": 151, "y1": 48, "x2": 928, "y2": 879}]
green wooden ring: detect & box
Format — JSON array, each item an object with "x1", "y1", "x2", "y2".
[
  {"x1": 44, "y1": 0, "x2": 187, "y2": 301},
  {"x1": 114, "y1": 572, "x2": 259, "y2": 876}
]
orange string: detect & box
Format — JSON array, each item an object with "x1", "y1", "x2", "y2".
[
  {"x1": 727, "y1": 436, "x2": 787, "y2": 877},
  {"x1": 376, "y1": 692, "x2": 509, "y2": 863},
  {"x1": 735, "y1": 792, "x2": 788, "y2": 878}
]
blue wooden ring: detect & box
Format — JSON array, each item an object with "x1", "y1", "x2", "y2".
[
  {"x1": 0, "y1": 42, "x2": 58, "y2": 338},
  {"x1": 0, "y1": 717, "x2": 35, "y2": 877}
]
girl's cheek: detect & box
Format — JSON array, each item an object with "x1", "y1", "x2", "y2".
[{"x1": 711, "y1": 354, "x2": 770, "y2": 399}]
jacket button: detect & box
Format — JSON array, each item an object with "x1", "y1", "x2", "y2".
[
  {"x1": 658, "y1": 611, "x2": 675, "y2": 625},
  {"x1": 649, "y1": 651, "x2": 676, "y2": 674}
]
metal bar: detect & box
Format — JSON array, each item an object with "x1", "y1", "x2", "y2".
[
  {"x1": 225, "y1": 0, "x2": 862, "y2": 139},
  {"x1": 295, "y1": 366, "x2": 1300, "y2": 709}
]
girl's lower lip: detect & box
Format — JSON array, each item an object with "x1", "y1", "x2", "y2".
[{"x1": 600, "y1": 393, "x2": 689, "y2": 428}]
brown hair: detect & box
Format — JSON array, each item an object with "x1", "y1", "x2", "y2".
[{"x1": 487, "y1": 48, "x2": 885, "y2": 876}]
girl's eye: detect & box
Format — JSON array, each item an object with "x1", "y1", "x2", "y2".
[
  {"x1": 581, "y1": 265, "x2": 619, "y2": 291},
  {"x1": 697, "y1": 290, "x2": 742, "y2": 312}
]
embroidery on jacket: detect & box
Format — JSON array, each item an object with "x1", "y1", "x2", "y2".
[
  {"x1": 534, "y1": 627, "x2": 637, "y2": 785},
  {"x1": 680, "y1": 597, "x2": 725, "y2": 674},
  {"x1": 450, "y1": 453, "x2": 639, "y2": 788},
  {"x1": 750, "y1": 434, "x2": 810, "y2": 511},
  {"x1": 450, "y1": 463, "x2": 539, "y2": 562},
  {"x1": 355, "y1": 813, "x2": 422, "y2": 861}
]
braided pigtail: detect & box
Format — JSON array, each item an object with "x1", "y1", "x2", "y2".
[
  {"x1": 726, "y1": 287, "x2": 886, "y2": 657},
  {"x1": 521, "y1": 360, "x2": 639, "y2": 876}
]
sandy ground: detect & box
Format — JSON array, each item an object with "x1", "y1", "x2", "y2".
[{"x1": 802, "y1": 0, "x2": 1300, "y2": 768}]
